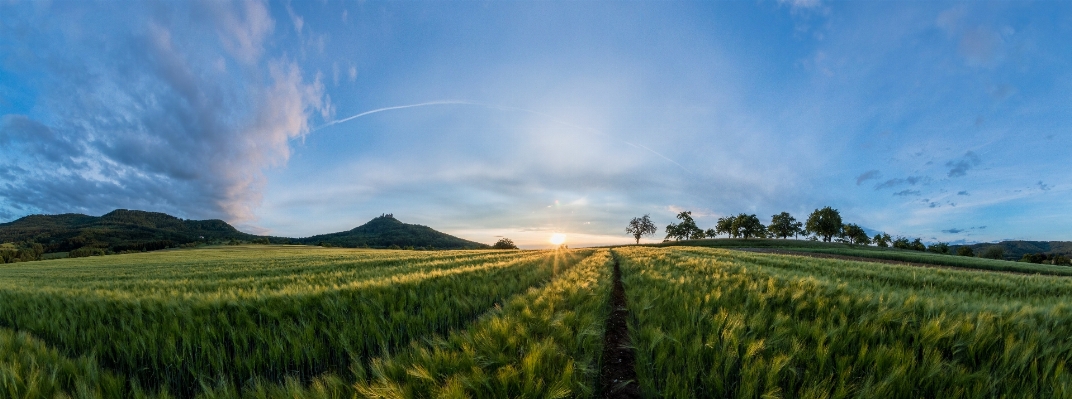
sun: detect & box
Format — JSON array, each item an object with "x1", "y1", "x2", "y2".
[{"x1": 549, "y1": 233, "x2": 567, "y2": 246}]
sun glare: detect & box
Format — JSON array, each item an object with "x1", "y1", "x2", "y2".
[{"x1": 549, "y1": 233, "x2": 567, "y2": 246}]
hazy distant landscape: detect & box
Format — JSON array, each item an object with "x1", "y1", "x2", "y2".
[{"x1": 3, "y1": 0, "x2": 1072, "y2": 397}]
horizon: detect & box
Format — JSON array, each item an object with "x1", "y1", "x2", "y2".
[{"x1": 2, "y1": 1, "x2": 1070, "y2": 249}]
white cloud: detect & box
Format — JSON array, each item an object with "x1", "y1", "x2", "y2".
[
  {"x1": 0, "y1": 0, "x2": 327, "y2": 223},
  {"x1": 208, "y1": 0, "x2": 274, "y2": 64}
]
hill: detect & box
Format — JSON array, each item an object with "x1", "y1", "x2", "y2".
[
  {"x1": 296, "y1": 214, "x2": 489, "y2": 249},
  {"x1": 956, "y1": 240, "x2": 1072, "y2": 261},
  {"x1": 0, "y1": 209, "x2": 256, "y2": 255}
]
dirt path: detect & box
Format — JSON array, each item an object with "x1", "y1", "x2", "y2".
[
  {"x1": 733, "y1": 248, "x2": 1039, "y2": 276},
  {"x1": 598, "y1": 254, "x2": 641, "y2": 399}
]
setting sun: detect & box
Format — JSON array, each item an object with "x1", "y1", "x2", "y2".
[{"x1": 549, "y1": 233, "x2": 566, "y2": 245}]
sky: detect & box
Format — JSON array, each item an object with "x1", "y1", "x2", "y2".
[{"x1": 1, "y1": 0, "x2": 1070, "y2": 248}]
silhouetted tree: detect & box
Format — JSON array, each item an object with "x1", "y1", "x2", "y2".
[
  {"x1": 715, "y1": 215, "x2": 736, "y2": 238},
  {"x1": 981, "y1": 246, "x2": 1004, "y2": 259},
  {"x1": 893, "y1": 237, "x2": 911, "y2": 249},
  {"x1": 910, "y1": 238, "x2": 926, "y2": 251},
  {"x1": 626, "y1": 215, "x2": 658, "y2": 245},
  {"x1": 956, "y1": 246, "x2": 974, "y2": 257},
  {"x1": 732, "y1": 213, "x2": 767, "y2": 239},
  {"x1": 665, "y1": 211, "x2": 703, "y2": 241},
  {"x1": 927, "y1": 242, "x2": 950, "y2": 254},
  {"x1": 873, "y1": 233, "x2": 891, "y2": 248},
  {"x1": 768, "y1": 212, "x2": 803, "y2": 239},
  {"x1": 492, "y1": 238, "x2": 519, "y2": 249},
  {"x1": 805, "y1": 207, "x2": 843, "y2": 242},
  {"x1": 843, "y1": 224, "x2": 871, "y2": 245}
]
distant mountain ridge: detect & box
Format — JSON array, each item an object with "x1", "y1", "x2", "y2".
[
  {"x1": 0, "y1": 210, "x2": 488, "y2": 258},
  {"x1": 296, "y1": 214, "x2": 489, "y2": 249},
  {"x1": 0, "y1": 209, "x2": 256, "y2": 254},
  {"x1": 958, "y1": 241, "x2": 1072, "y2": 261}
]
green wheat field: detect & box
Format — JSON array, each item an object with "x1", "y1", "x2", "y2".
[{"x1": 3, "y1": 245, "x2": 1072, "y2": 398}]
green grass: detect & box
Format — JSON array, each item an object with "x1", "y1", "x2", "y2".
[
  {"x1": 0, "y1": 327, "x2": 137, "y2": 399},
  {"x1": 787, "y1": 246, "x2": 1072, "y2": 276},
  {"x1": 0, "y1": 246, "x2": 592, "y2": 397},
  {"x1": 7, "y1": 244, "x2": 1072, "y2": 398},
  {"x1": 617, "y1": 246, "x2": 1072, "y2": 398},
  {"x1": 353, "y1": 248, "x2": 615, "y2": 398}
]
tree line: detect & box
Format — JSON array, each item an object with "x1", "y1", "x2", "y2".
[{"x1": 626, "y1": 206, "x2": 978, "y2": 256}]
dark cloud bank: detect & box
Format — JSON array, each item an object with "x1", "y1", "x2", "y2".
[{"x1": 0, "y1": 1, "x2": 328, "y2": 223}]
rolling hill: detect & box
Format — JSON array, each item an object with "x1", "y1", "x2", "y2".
[
  {"x1": 0, "y1": 210, "x2": 488, "y2": 259},
  {"x1": 0, "y1": 209, "x2": 256, "y2": 254},
  {"x1": 295, "y1": 214, "x2": 489, "y2": 249},
  {"x1": 957, "y1": 240, "x2": 1072, "y2": 261}
]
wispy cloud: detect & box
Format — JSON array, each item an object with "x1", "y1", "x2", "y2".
[
  {"x1": 946, "y1": 151, "x2": 981, "y2": 177},
  {"x1": 876, "y1": 175, "x2": 929, "y2": 190},
  {"x1": 855, "y1": 170, "x2": 880, "y2": 185}
]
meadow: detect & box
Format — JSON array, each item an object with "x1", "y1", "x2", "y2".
[
  {"x1": 3, "y1": 244, "x2": 1072, "y2": 398},
  {"x1": 656, "y1": 238, "x2": 1072, "y2": 276},
  {"x1": 618, "y1": 246, "x2": 1072, "y2": 398}
]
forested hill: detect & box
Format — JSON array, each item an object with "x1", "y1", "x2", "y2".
[
  {"x1": 961, "y1": 240, "x2": 1072, "y2": 261},
  {"x1": 0, "y1": 209, "x2": 256, "y2": 254},
  {"x1": 1, "y1": 210, "x2": 488, "y2": 261},
  {"x1": 297, "y1": 214, "x2": 489, "y2": 249}
]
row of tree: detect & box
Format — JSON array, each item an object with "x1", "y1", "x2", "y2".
[{"x1": 626, "y1": 207, "x2": 968, "y2": 255}]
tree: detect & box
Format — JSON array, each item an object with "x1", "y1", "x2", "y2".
[
  {"x1": 768, "y1": 212, "x2": 803, "y2": 239},
  {"x1": 492, "y1": 238, "x2": 519, "y2": 249},
  {"x1": 715, "y1": 215, "x2": 737, "y2": 238},
  {"x1": 892, "y1": 237, "x2": 911, "y2": 249},
  {"x1": 805, "y1": 207, "x2": 843, "y2": 242},
  {"x1": 910, "y1": 238, "x2": 926, "y2": 251},
  {"x1": 625, "y1": 215, "x2": 658, "y2": 244},
  {"x1": 842, "y1": 224, "x2": 871, "y2": 245},
  {"x1": 927, "y1": 242, "x2": 950, "y2": 254},
  {"x1": 665, "y1": 211, "x2": 703, "y2": 241},
  {"x1": 731, "y1": 213, "x2": 767, "y2": 239},
  {"x1": 956, "y1": 246, "x2": 974, "y2": 257},
  {"x1": 981, "y1": 246, "x2": 1004, "y2": 259},
  {"x1": 873, "y1": 233, "x2": 891, "y2": 248}
]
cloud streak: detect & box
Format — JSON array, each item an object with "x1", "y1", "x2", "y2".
[{"x1": 316, "y1": 101, "x2": 695, "y2": 174}]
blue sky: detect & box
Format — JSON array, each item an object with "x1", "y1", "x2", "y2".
[{"x1": 1, "y1": 1, "x2": 1069, "y2": 248}]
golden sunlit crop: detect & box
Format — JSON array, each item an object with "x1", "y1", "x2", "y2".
[{"x1": 549, "y1": 233, "x2": 566, "y2": 245}]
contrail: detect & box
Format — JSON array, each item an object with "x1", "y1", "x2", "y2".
[
  {"x1": 623, "y1": 141, "x2": 691, "y2": 174},
  {"x1": 313, "y1": 101, "x2": 471, "y2": 130},
  {"x1": 314, "y1": 101, "x2": 693, "y2": 174}
]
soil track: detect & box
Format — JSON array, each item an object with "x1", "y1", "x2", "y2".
[{"x1": 598, "y1": 254, "x2": 640, "y2": 399}]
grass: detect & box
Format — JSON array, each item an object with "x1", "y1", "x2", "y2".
[
  {"x1": 0, "y1": 327, "x2": 133, "y2": 399},
  {"x1": 787, "y1": 246, "x2": 1072, "y2": 276},
  {"x1": 617, "y1": 246, "x2": 1072, "y2": 398},
  {"x1": 353, "y1": 248, "x2": 615, "y2": 398},
  {"x1": 651, "y1": 238, "x2": 1072, "y2": 276},
  {"x1": 0, "y1": 246, "x2": 592, "y2": 397},
  {"x1": 7, "y1": 244, "x2": 1072, "y2": 398}
]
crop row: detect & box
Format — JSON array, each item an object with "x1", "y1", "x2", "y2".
[
  {"x1": 617, "y1": 246, "x2": 1072, "y2": 398},
  {"x1": 351, "y1": 248, "x2": 614, "y2": 398},
  {"x1": 0, "y1": 247, "x2": 537, "y2": 298},
  {"x1": 0, "y1": 248, "x2": 593, "y2": 397},
  {"x1": 788, "y1": 246, "x2": 1072, "y2": 276}
]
